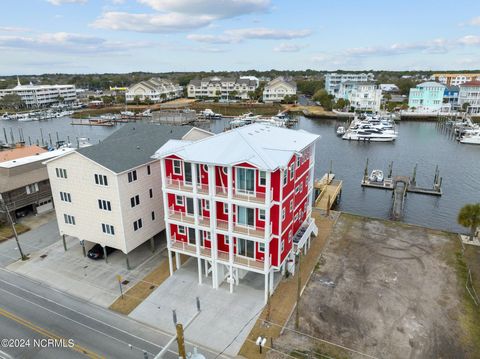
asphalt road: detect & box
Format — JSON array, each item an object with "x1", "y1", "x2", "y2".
[{"x1": 0, "y1": 268, "x2": 224, "y2": 359}]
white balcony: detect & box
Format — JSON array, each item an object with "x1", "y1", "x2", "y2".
[
  {"x1": 215, "y1": 185, "x2": 273, "y2": 205},
  {"x1": 216, "y1": 218, "x2": 268, "y2": 239},
  {"x1": 165, "y1": 177, "x2": 209, "y2": 195},
  {"x1": 171, "y1": 237, "x2": 212, "y2": 257},
  {"x1": 168, "y1": 207, "x2": 210, "y2": 227},
  {"x1": 217, "y1": 249, "x2": 265, "y2": 270}
]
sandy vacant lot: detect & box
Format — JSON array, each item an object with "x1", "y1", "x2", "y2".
[{"x1": 269, "y1": 213, "x2": 478, "y2": 359}]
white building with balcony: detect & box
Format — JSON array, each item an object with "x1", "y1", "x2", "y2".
[
  {"x1": 325, "y1": 72, "x2": 375, "y2": 96},
  {"x1": 187, "y1": 76, "x2": 258, "y2": 100},
  {"x1": 154, "y1": 123, "x2": 320, "y2": 303},
  {"x1": 125, "y1": 78, "x2": 182, "y2": 103},
  {"x1": 337, "y1": 82, "x2": 382, "y2": 111},
  {"x1": 262, "y1": 76, "x2": 297, "y2": 103}
]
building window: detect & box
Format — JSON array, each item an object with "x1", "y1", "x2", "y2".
[
  {"x1": 147, "y1": 165, "x2": 151, "y2": 175},
  {"x1": 64, "y1": 214, "x2": 75, "y2": 225},
  {"x1": 130, "y1": 195, "x2": 140, "y2": 208},
  {"x1": 280, "y1": 239, "x2": 285, "y2": 252},
  {"x1": 151, "y1": 211, "x2": 155, "y2": 221},
  {"x1": 56, "y1": 168, "x2": 67, "y2": 179},
  {"x1": 300, "y1": 182, "x2": 303, "y2": 192},
  {"x1": 282, "y1": 208, "x2": 285, "y2": 221},
  {"x1": 173, "y1": 160, "x2": 182, "y2": 175},
  {"x1": 128, "y1": 170, "x2": 137, "y2": 183},
  {"x1": 283, "y1": 170, "x2": 287, "y2": 186},
  {"x1": 289, "y1": 230, "x2": 293, "y2": 243},
  {"x1": 224, "y1": 202, "x2": 228, "y2": 214},
  {"x1": 204, "y1": 231, "x2": 211, "y2": 240},
  {"x1": 60, "y1": 192, "x2": 72, "y2": 202},
  {"x1": 205, "y1": 200, "x2": 210, "y2": 210},
  {"x1": 222, "y1": 167, "x2": 228, "y2": 175},
  {"x1": 203, "y1": 164, "x2": 208, "y2": 172},
  {"x1": 290, "y1": 164, "x2": 295, "y2": 180},
  {"x1": 175, "y1": 195, "x2": 184, "y2": 206},
  {"x1": 290, "y1": 200, "x2": 293, "y2": 212},
  {"x1": 178, "y1": 225, "x2": 185, "y2": 234},
  {"x1": 259, "y1": 171, "x2": 266, "y2": 186},
  {"x1": 258, "y1": 242, "x2": 265, "y2": 252},
  {"x1": 259, "y1": 209, "x2": 265, "y2": 221},
  {"x1": 149, "y1": 188, "x2": 153, "y2": 198},
  {"x1": 94, "y1": 174, "x2": 108, "y2": 186},
  {"x1": 296, "y1": 156, "x2": 300, "y2": 168},
  {"x1": 102, "y1": 223, "x2": 115, "y2": 235},
  {"x1": 133, "y1": 218, "x2": 143, "y2": 231},
  {"x1": 98, "y1": 199, "x2": 111, "y2": 211},
  {"x1": 25, "y1": 183, "x2": 39, "y2": 194},
  {"x1": 295, "y1": 185, "x2": 299, "y2": 194}
]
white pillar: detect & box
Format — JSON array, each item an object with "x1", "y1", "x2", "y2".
[
  {"x1": 227, "y1": 166, "x2": 234, "y2": 293},
  {"x1": 192, "y1": 162, "x2": 202, "y2": 285},
  {"x1": 161, "y1": 158, "x2": 174, "y2": 276},
  {"x1": 269, "y1": 268, "x2": 274, "y2": 293},
  {"x1": 204, "y1": 259, "x2": 209, "y2": 278},
  {"x1": 168, "y1": 249, "x2": 173, "y2": 276},
  {"x1": 175, "y1": 252, "x2": 181, "y2": 270},
  {"x1": 264, "y1": 272, "x2": 269, "y2": 304},
  {"x1": 208, "y1": 165, "x2": 218, "y2": 289}
]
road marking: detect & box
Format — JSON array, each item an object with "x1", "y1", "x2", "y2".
[{"x1": 0, "y1": 307, "x2": 103, "y2": 359}]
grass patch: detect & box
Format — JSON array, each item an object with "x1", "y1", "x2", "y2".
[
  {"x1": 290, "y1": 344, "x2": 351, "y2": 359},
  {"x1": 0, "y1": 223, "x2": 30, "y2": 242},
  {"x1": 454, "y1": 245, "x2": 480, "y2": 357}
]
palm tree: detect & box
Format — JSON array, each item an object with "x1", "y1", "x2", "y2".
[{"x1": 458, "y1": 203, "x2": 480, "y2": 241}]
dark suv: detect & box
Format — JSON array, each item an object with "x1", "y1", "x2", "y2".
[{"x1": 87, "y1": 244, "x2": 116, "y2": 260}]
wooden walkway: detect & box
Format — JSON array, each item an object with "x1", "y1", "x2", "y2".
[{"x1": 314, "y1": 173, "x2": 343, "y2": 211}]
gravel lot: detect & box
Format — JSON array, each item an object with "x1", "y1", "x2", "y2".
[{"x1": 269, "y1": 213, "x2": 473, "y2": 359}]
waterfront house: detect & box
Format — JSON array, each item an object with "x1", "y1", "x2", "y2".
[
  {"x1": 262, "y1": 76, "x2": 297, "y2": 103},
  {"x1": 458, "y1": 81, "x2": 480, "y2": 114},
  {"x1": 443, "y1": 86, "x2": 460, "y2": 110},
  {"x1": 0, "y1": 78, "x2": 76, "y2": 108},
  {"x1": 0, "y1": 146, "x2": 74, "y2": 220},
  {"x1": 430, "y1": 73, "x2": 480, "y2": 86},
  {"x1": 45, "y1": 123, "x2": 212, "y2": 266},
  {"x1": 187, "y1": 76, "x2": 258, "y2": 100},
  {"x1": 408, "y1": 82, "x2": 446, "y2": 112},
  {"x1": 338, "y1": 82, "x2": 382, "y2": 111},
  {"x1": 324, "y1": 72, "x2": 375, "y2": 96},
  {"x1": 125, "y1": 78, "x2": 182, "y2": 103},
  {"x1": 153, "y1": 123, "x2": 319, "y2": 303}
]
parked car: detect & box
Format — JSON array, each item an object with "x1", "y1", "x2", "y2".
[{"x1": 87, "y1": 244, "x2": 116, "y2": 260}]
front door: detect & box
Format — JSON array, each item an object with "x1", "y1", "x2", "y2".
[
  {"x1": 236, "y1": 167, "x2": 255, "y2": 194},
  {"x1": 237, "y1": 206, "x2": 254, "y2": 227}
]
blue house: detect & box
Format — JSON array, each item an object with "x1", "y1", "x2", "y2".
[
  {"x1": 408, "y1": 82, "x2": 446, "y2": 111},
  {"x1": 443, "y1": 86, "x2": 459, "y2": 109}
]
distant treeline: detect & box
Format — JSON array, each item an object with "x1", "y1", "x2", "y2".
[{"x1": 1, "y1": 69, "x2": 479, "y2": 91}]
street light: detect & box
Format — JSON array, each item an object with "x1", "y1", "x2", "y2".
[{"x1": 0, "y1": 193, "x2": 27, "y2": 260}]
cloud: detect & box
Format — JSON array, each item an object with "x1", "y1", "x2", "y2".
[
  {"x1": 93, "y1": 0, "x2": 271, "y2": 33},
  {"x1": 92, "y1": 12, "x2": 214, "y2": 33},
  {"x1": 187, "y1": 28, "x2": 312, "y2": 44},
  {"x1": 0, "y1": 26, "x2": 30, "y2": 33},
  {"x1": 467, "y1": 16, "x2": 480, "y2": 26},
  {"x1": 458, "y1": 35, "x2": 480, "y2": 45},
  {"x1": 47, "y1": 0, "x2": 87, "y2": 5},
  {"x1": 138, "y1": 0, "x2": 270, "y2": 19},
  {"x1": 273, "y1": 42, "x2": 307, "y2": 52},
  {"x1": 0, "y1": 32, "x2": 151, "y2": 54}
]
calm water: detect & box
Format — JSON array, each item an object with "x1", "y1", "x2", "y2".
[{"x1": 2, "y1": 116, "x2": 479, "y2": 233}]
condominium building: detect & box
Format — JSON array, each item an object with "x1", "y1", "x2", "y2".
[
  {"x1": 458, "y1": 81, "x2": 480, "y2": 114},
  {"x1": 262, "y1": 76, "x2": 297, "y2": 103},
  {"x1": 0, "y1": 146, "x2": 74, "y2": 220},
  {"x1": 125, "y1": 78, "x2": 183, "y2": 103},
  {"x1": 325, "y1": 72, "x2": 375, "y2": 96},
  {"x1": 408, "y1": 82, "x2": 446, "y2": 112},
  {"x1": 45, "y1": 123, "x2": 211, "y2": 266},
  {"x1": 0, "y1": 79, "x2": 77, "y2": 108},
  {"x1": 430, "y1": 73, "x2": 480, "y2": 86},
  {"x1": 187, "y1": 76, "x2": 258, "y2": 100},
  {"x1": 337, "y1": 82, "x2": 382, "y2": 111},
  {"x1": 154, "y1": 124, "x2": 320, "y2": 303}
]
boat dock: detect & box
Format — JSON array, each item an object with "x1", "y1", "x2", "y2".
[
  {"x1": 361, "y1": 161, "x2": 443, "y2": 219},
  {"x1": 314, "y1": 173, "x2": 343, "y2": 211}
]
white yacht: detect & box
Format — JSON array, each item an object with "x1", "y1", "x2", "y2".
[
  {"x1": 460, "y1": 133, "x2": 480, "y2": 145},
  {"x1": 336, "y1": 126, "x2": 346, "y2": 136},
  {"x1": 343, "y1": 127, "x2": 397, "y2": 142},
  {"x1": 369, "y1": 170, "x2": 384, "y2": 182}
]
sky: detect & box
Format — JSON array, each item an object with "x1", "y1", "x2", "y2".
[{"x1": 1, "y1": 0, "x2": 480, "y2": 75}]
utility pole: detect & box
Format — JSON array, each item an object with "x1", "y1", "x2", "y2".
[
  {"x1": 295, "y1": 252, "x2": 301, "y2": 330},
  {"x1": 0, "y1": 194, "x2": 26, "y2": 260},
  {"x1": 176, "y1": 324, "x2": 186, "y2": 359}
]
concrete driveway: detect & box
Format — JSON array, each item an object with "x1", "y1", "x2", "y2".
[
  {"x1": 6, "y1": 234, "x2": 167, "y2": 307},
  {"x1": 129, "y1": 258, "x2": 265, "y2": 357}
]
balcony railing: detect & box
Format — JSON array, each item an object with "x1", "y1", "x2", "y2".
[
  {"x1": 166, "y1": 177, "x2": 209, "y2": 195},
  {"x1": 168, "y1": 207, "x2": 210, "y2": 227},
  {"x1": 217, "y1": 249, "x2": 265, "y2": 270},
  {"x1": 215, "y1": 186, "x2": 273, "y2": 204},
  {"x1": 216, "y1": 218, "x2": 268, "y2": 239},
  {"x1": 171, "y1": 237, "x2": 212, "y2": 257}
]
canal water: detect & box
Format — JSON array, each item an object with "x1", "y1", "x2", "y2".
[{"x1": 1, "y1": 116, "x2": 478, "y2": 233}]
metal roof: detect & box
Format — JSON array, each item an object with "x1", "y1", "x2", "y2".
[
  {"x1": 154, "y1": 123, "x2": 319, "y2": 171},
  {"x1": 76, "y1": 123, "x2": 192, "y2": 173}
]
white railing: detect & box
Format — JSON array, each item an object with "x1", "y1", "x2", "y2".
[
  {"x1": 215, "y1": 218, "x2": 270, "y2": 239},
  {"x1": 168, "y1": 207, "x2": 210, "y2": 227},
  {"x1": 215, "y1": 185, "x2": 273, "y2": 204},
  {"x1": 166, "y1": 177, "x2": 209, "y2": 194},
  {"x1": 171, "y1": 236, "x2": 212, "y2": 257},
  {"x1": 217, "y1": 249, "x2": 265, "y2": 270}
]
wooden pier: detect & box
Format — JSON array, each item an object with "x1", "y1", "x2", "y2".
[{"x1": 314, "y1": 173, "x2": 343, "y2": 211}]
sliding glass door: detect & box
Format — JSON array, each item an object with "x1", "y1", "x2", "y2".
[
  {"x1": 237, "y1": 206, "x2": 254, "y2": 227},
  {"x1": 236, "y1": 167, "x2": 254, "y2": 194},
  {"x1": 188, "y1": 227, "x2": 196, "y2": 245},
  {"x1": 184, "y1": 162, "x2": 192, "y2": 185},
  {"x1": 237, "y1": 238, "x2": 255, "y2": 258}
]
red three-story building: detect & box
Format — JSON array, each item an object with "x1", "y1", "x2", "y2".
[{"x1": 154, "y1": 123, "x2": 319, "y2": 303}]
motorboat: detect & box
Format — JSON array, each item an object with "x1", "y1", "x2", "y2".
[
  {"x1": 141, "y1": 109, "x2": 153, "y2": 117},
  {"x1": 201, "y1": 108, "x2": 222, "y2": 118},
  {"x1": 460, "y1": 133, "x2": 480, "y2": 145},
  {"x1": 77, "y1": 137, "x2": 93, "y2": 148},
  {"x1": 336, "y1": 126, "x2": 346, "y2": 136},
  {"x1": 18, "y1": 116, "x2": 34, "y2": 122},
  {"x1": 1, "y1": 113, "x2": 11, "y2": 120},
  {"x1": 343, "y1": 128, "x2": 397, "y2": 142},
  {"x1": 369, "y1": 170, "x2": 384, "y2": 182},
  {"x1": 121, "y1": 110, "x2": 135, "y2": 117}
]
